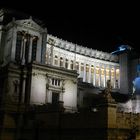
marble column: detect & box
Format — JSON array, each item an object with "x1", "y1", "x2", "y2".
[
  {"x1": 21, "y1": 38, "x2": 27, "y2": 65},
  {"x1": 99, "y1": 65, "x2": 101, "y2": 87},
  {"x1": 47, "y1": 90, "x2": 52, "y2": 103},
  {"x1": 36, "y1": 36, "x2": 42, "y2": 63},
  {"x1": 28, "y1": 36, "x2": 33, "y2": 63},
  {"x1": 93, "y1": 63, "x2": 96, "y2": 86},
  {"x1": 21, "y1": 77, "x2": 26, "y2": 103},
  {"x1": 59, "y1": 92, "x2": 63, "y2": 102},
  {"x1": 78, "y1": 62, "x2": 81, "y2": 76},
  {"x1": 11, "y1": 27, "x2": 17, "y2": 61},
  {"x1": 109, "y1": 66, "x2": 111, "y2": 81},
  {"x1": 83, "y1": 63, "x2": 86, "y2": 82},
  {"x1": 88, "y1": 65, "x2": 91, "y2": 83},
  {"x1": 104, "y1": 65, "x2": 106, "y2": 87},
  {"x1": 114, "y1": 66, "x2": 116, "y2": 88},
  {"x1": 50, "y1": 44, "x2": 54, "y2": 65}
]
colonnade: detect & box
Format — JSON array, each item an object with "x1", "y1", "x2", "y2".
[{"x1": 52, "y1": 55, "x2": 120, "y2": 89}]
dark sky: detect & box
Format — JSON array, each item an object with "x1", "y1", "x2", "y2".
[{"x1": 1, "y1": 1, "x2": 140, "y2": 53}]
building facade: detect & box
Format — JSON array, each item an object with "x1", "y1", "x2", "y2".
[
  {"x1": 0, "y1": 8, "x2": 121, "y2": 110},
  {"x1": 0, "y1": 8, "x2": 140, "y2": 140}
]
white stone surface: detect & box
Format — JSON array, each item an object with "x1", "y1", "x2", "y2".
[
  {"x1": 63, "y1": 79, "x2": 77, "y2": 110},
  {"x1": 30, "y1": 70, "x2": 46, "y2": 104}
]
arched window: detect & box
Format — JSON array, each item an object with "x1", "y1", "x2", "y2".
[
  {"x1": 60, "y1": 57, "x2": 63, "y2": 67},
  {"x1": 54, "y1": 55, "x2": 58, "y2": 65}
]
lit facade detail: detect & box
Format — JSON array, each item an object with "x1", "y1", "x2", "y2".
[
  {"x1": 0, "y1": 15, "x2": 120, "y2": 112},
  {"x1": 46, "y1": 35, "x2": 120, "y2": 89}
]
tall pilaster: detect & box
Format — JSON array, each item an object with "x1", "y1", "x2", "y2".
[
  {"x1": 11, "y1": 26, "x2": 17, "y2": 62},
  {"x1": 36, "y1": 36, "x2": 42, "y2": 63},
  {"x1": 28, "y1": 36, "x2": 33, "y2": 63},
  {"x1": 41, "y1": 29, "x2": 47, "y2": 64},
  {"x1": 47, "y1": 90, "x2": 52, "y2": 103},
  {"x1": 21, "y1": 38, "x2": 27, "y2": 65}
]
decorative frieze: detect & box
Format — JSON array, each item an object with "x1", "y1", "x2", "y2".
[{"x1": 47, "y1": 34, "x2": 119, "y2": 62}]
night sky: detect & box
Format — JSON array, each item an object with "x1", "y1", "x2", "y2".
[{"x1": 1, "y1": 1, "x2": 140, "y2": 53}]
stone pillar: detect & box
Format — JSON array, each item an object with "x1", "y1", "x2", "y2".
[
  {"x1": 78, "y1": 62, "x2": 81, "y2": 76},
  {"x1": 50, "y1": 44, "x2": 54, "y2": 65},
  {"x1": 88, "y1": 64, "x2": 91, "y2": 83},
  {"x1": 47, "y1": 90, "x2": 52, "y2": 103},
  {"x1": 21, "y1": 38, "x2": 27, "y2": 65},
  {"x1": 83, "y1": 63, "x2": 86, "y2": 82},
  {"x1": 41, "y1": 30, "x2": 47, "y2": 64},
  {"x1": 73, "y1": 52, "x2": 76, "y2": 70},
  {"x1": 99, "y1": 65, "x2": 101, "y2": 87},
  {"x1": 59, "y1": 93, "x2": 63, "y2": 102},
  {"x1": 11, "y1": 27, "x2": 17, "y2": 61},
  {"x1": 98, "y1": 87, "x2": 117, "y2": 140},
  {"x1": 104, "y1": 65, "x2": 106, "y2": 87},
  {"x1": 109, "y1": 66, "x2": 111, "y2": 81},
  {"x1": 21, "y1": 76, "x2": 26, "y2": 103},
  {"x1": 118, "y1": 67, "x2": 120, "y2": 89},
  {"x1": 36, "y1": 36, "x2": 42, "y2": 63},
  {"x1": 28, "y1": 36, "x2": 33, "y2": 63},
  {"x1": 0, "y1": 25, "x2": 3, "y2": 62},
  {"x1": 93, "y1": 63, "x2": 96, "y2": 86},
  {"x1": 114, "y1": 66, "x2": 116, "y2": 88}
]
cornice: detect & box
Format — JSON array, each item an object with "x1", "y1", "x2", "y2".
[
  {"x1": 31, "y1": 62, "x2": 78, "y2": 78},
  {"x1": 47, "y1": 34, "x2": 119, "y2": 63}
]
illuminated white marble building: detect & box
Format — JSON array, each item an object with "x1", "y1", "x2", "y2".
[
  {"x1": 0, "y1": 9, "x2": 121, "y2": 112},
  {"x1": 46, "y1": 34, "x2": 120, "y2": 89}
]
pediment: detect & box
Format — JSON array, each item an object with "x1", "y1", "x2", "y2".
[{"x1": 15, "y1": 18, "x2": 44, "y2": 31}]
